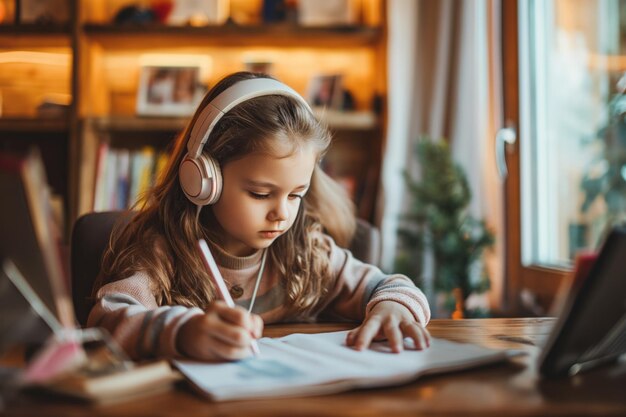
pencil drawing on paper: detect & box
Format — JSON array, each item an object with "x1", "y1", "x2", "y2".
[{"x1": 236, "y1": 359, "x2": 303, "y2": 379}]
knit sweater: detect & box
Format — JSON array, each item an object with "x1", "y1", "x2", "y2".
[{"x1": 87, "y1": 234, "x2": 430, "y2": 360}]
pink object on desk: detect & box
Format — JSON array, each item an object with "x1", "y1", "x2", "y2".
[{"x1": 21, "y1": 333, "x2": 85, "y2": 383}]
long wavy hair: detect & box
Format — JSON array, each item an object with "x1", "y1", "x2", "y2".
[{"x1": 97, "y1": 72, "x2": 356, "y2": 317}]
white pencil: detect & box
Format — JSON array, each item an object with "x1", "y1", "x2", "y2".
[{"x1": 197, "y1": 239, "x2": 261, "y2": 357}]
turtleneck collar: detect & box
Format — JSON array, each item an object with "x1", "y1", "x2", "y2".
[{"x1": 208, "y1": 242, "x2": 264, "y2": 270}]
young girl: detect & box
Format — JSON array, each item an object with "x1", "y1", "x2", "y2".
[{"x1": 88, "y1": 72, "x2": 430, "y2": 361}]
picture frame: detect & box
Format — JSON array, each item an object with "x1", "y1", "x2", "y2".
[
  {"x1": 136, "y1": 65, "x2": 203, "y2": 117},
  {"x1": 297, "y1": 0, "x2": 358, "y2": 27},
  {"x1": 167, "y1": 0, "x2": 229, "y2": 26},
  {"x1": 307, "y1": 74, "x2": 344, "y2": 110},
  {"x1": 18, "y1": 0, "x2": 70, "y2": 24}
]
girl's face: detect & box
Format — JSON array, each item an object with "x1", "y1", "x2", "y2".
[{"x1": 211, "y1": 142, "x2": 317, "y2": 256}]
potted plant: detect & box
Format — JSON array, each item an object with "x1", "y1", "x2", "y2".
[{"x1": 395, "y1": 137, "x2": 494, "y2": 318}]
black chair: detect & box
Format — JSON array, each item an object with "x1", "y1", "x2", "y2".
[
  {"x1": 71, "y1": 211, "x2": 380, "y2": 326},
  {"x1": 70, "y1": 211, "x2": 132, "y2": 326}
]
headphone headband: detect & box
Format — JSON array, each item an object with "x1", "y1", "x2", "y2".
[
  {"x1": 179, "y1": 77, "x2": 312, "y2": 206},
  {"x1": 187, "y1": 78, "x2": 312, "y2": 159}
]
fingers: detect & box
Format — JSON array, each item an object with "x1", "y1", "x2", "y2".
[
  {"x1": 346, "y1": 316, "x2": 382, "y2": 351},
  {"x1": 400, "y1": 321, "x2": 431, "y2": 350},
  {"x1": 345, "y1": 327, "x2": 360, "y2": 347},
  {"x1": 194, "y1": 311, "x2": 252, "y2": 344},
  {"x1": 184, "y1": 302, "x2": 264, "y2": 361},
  {"x1": 251, "y1": 313, "x2": 264, "y2": 339},
  {"x1": 210, "y1": 301, "x2": 264, "y2": 340},
  {"x1": 384, "y1": 319, "x2": 404, "y2": 353},
  {"x1": 346, "y1": 319, "x2": 431, "y2": 353},
  {"x1": 177, "y1": 314, "x2": 253, "y2": 361},
  {"x1": 204, "y1": 333, "x2": 255, "y2": 361},
  {"x1": 210, "y1": 301, "x2": 256, "y2": 331}
]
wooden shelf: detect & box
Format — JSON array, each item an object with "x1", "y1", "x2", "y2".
[
  {"x1": 89, "y1": 111, "x2": 378, "y2": 134},
  {"x1": 83, "y1": 23, "x2": 381, "y2": 48},
  {"x1": 0, "y1": 24, "x2": 71, "y2": 47},
  {"x1": 314, "y1": 109, "x2": 379, "y2": 131},
  {"x1": 90, "y1": 116, "x2": 189, "y2": 132},
  {"x1": 0, "y1": 23, "x2": 71, "y2": 34},
  {"x1": 0, "y1": 118, "x2": 69, "y2": 133}
]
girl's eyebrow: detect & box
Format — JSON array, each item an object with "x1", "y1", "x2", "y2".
[{"x1": 244, "y1": 180, "x2": 309, "y2": 191}]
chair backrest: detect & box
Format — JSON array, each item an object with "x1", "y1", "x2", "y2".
[
  {"x1": 352, "y1": 218, "x2": 381, "y2": 267},
  {"x1": 70, "y1": 211, "x2": 381, "y2": 326},
  {"x1": 70, "y1": 211, "x2": 131, "y2": 326}
]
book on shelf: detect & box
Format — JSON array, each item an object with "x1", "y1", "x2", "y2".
[
  {"x1": 129, "y1": 146, "x2": 156, "y2": 207},
  {"x1": 174, "y1": 330, "x2": 522, "y2": 402},
  {"x1": 115, "y1": 148, "x2": 131, "y2": 210},
  {"x1": 93, "y1": 145, "x2": 170, "y2": 211},
  {"x1": 93, "y1": 141, "x2": 109, "y2": 212}
]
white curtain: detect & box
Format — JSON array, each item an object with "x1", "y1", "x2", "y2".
[{"x1": 379, "y1": 0, "x2": 505, "y2": 310}]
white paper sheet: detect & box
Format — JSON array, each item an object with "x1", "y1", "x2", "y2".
[{"x1": 173, "y1": 330, "x2": 520, "y2": 401}]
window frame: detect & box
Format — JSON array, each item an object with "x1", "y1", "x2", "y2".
[{"x1": 501, "y1": 0, "x2": 570, "y2": 315}]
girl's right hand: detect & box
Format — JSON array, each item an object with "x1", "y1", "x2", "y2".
[{"x1": 177, "y1": 300, "x2": 264, "y2": 361}]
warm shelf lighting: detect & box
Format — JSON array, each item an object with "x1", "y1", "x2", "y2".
[{"x1": 0, "y1": 51, "x2": 70, "y2": 65}]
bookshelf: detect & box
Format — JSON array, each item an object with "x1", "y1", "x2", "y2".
[
  {"x1": 0, "y1": 1, "x2": 75, "y2": 233},
  {"x1": 1, "y1": 0, "x2": 388, "y2": 235}
]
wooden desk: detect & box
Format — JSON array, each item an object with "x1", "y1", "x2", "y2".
[{"x1": 3, "y1": 318, "x2": 626, "y2": 416}]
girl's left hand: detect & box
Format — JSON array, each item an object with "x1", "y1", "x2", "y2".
[{"x1": 345, "y1": 301, "x2": 430, "y2": 353}]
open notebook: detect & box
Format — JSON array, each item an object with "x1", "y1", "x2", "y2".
[{"x1": 174, "y1": 330, "x2": 521, "y2": 401}]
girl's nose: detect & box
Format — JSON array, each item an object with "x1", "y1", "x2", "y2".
[{"x1": 268, "y1": 199, "x2": 289, "y2": 222}]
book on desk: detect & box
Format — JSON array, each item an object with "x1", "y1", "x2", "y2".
[{"x1": 28, "y1": 356, "x2": 180, "y2": 405}]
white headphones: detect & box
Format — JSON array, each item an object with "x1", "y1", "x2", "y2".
[{"x1": 179, "y1": 78, "x2": 312, "y2": 206}]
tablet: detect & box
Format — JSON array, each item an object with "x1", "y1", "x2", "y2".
[{"x1": 538, "y1": 226, "x2": 626, "y2": 377}]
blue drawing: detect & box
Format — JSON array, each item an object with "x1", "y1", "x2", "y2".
[{"x1": 236, "y1": 359, "x2": 303, "y2": 379}]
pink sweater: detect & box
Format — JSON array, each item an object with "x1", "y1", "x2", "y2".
[{"x1": 87, "y1": 234, "x2": 430, "y2": 360}]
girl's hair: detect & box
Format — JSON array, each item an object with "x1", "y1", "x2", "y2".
[{"x1": 97, "y1": 71, "x2": 356, "y2": 316}]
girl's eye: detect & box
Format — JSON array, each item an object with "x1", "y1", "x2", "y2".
[
  {"x1": 289, "y1": 194, "x2": 304, "y2": 200},
  {"x1": 249, "y1": 192, "x2": 270, "y2": 199}
]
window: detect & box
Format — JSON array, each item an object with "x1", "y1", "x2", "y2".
[
  {"x1": 520, "y1": 0, "x2": 624, "y2": 268},
  {"x1": 503, "y1": 0, "x2": 626, "y2": 312}
]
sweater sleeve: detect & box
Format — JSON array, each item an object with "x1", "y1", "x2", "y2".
[
  {"x1": 321, "y1": 234, "x2": 430, "y2": 325},
  {"x1": 86, "y1": 272, "x2": 203, "y2": 360}
]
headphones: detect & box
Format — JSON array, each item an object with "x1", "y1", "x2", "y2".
[{"x1": 179, "y1": 78, "x2": 312, "y2": 206}]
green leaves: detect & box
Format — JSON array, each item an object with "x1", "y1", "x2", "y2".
[
  {"x1": 396, "y1": 137, "x2": 495, "y2": 315},
  {"x1": 580, "y1": 91, "x2": 626, "y2": 222}
]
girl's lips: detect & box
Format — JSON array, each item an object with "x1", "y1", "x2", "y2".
[{"x1": 259, "y1": 231, "x2": 282, "y2": 239}]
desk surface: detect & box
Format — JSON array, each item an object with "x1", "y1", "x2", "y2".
[{"x1": 3, "y1": 318, "x2": 626, "y2": 417}]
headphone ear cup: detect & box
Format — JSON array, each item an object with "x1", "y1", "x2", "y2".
[
  {"x1": 200, "y1": 153, "x2": 222, "y2": 205},
  {"x1": 179, "y1": 153, "x2": 222, "y2": 206}
]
